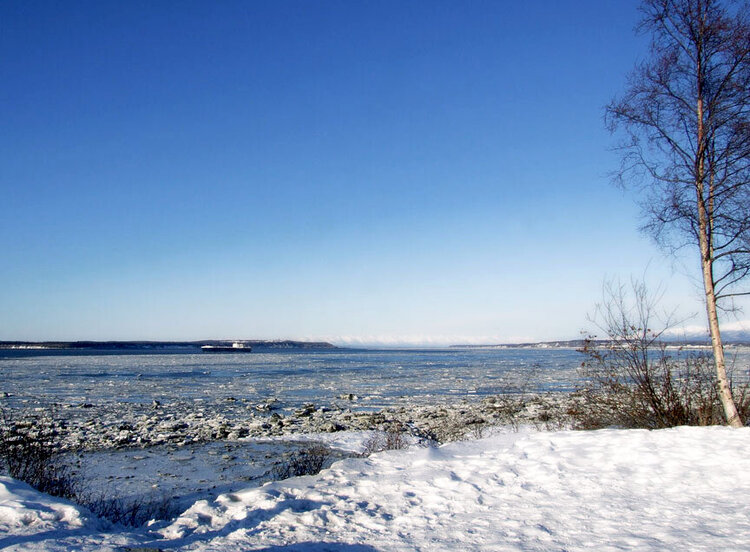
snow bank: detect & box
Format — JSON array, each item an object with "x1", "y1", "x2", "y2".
[
  {"x1": 0, "y1": 476, "x2": 94, "y2": 542},
  {"x1": 161, "y1": 427, "x2": 750, "y2": 551},
  {"x1": 3, "y1": 427, "x2": 750, "y2": 551}
]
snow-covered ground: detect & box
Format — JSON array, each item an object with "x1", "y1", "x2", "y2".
[{"x1": 2, "y1": 426, "x2": 750, "y2": 551}]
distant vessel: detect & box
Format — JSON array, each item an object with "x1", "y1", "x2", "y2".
[{"x1": 200, "y1": 342, "x2": 253, "y2": 353}]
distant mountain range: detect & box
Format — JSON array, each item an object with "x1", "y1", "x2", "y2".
[
  {"x1": 0, "y1": 340, "x2": 337, "y2": 351},
  {"x1": 666, "y1": 327, "x2": 750, "y2": 343}
]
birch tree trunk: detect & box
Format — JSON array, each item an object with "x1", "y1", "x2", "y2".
[
  {"x1": 698, "y1": 208, "x2": 743, "y2": 427},
  {"x1": 696, "y1": 64, "x2": 742, "y2": 428}
]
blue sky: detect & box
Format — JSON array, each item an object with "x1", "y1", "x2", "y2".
[{"x1": 2, "y1": 1, "x2": 743, "y2": 345}]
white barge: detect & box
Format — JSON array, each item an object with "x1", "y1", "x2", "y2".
[{"x1": 200, "y1": 342, "x2": 253, "y2": 353}]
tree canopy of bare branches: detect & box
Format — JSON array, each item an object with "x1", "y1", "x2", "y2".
[{"x1": 606, "y1": 0, "x2": 750, "y2": 426}]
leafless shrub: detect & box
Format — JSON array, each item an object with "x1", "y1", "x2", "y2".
[
  {"x1": 467, "y1": 421, "x2": 486, "y2": 439},
  {"x1": 0, "y1": 408, "x2": 79, "y2": 499},
  {"x1": 361, "y1": 424, "x2": 409, "y2": 455},
  {"x1": 78, "y1": 490, "x2": 177, "y2": 527},
  {"x1": 482, "y1": 396, "x2": 524, "y2": 432},
  {"x1": 530, "y1": 397, "x2": 570, "y2": 431},
  {"x1": 473, "y1": 365, "x2": 549, "y2": 434},
  {"x1": 572, "y1": 279, "x2": 750, "y2": 429},
  {"x1": 272, "y1": 444, "x2": 332, "y2": 479}
]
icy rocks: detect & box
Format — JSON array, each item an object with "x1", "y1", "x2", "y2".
[
  {"x1": 2, "y1": 393, "x2": 575, "y2": 454},
  {"x1": 252, "y1": 398, "x2": 281, "y2": 412},
  {"x1": 294, "y1": 403, "x2": 316, "y2": 417}
]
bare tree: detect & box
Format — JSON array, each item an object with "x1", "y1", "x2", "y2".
[{"x1": 607, "y1": 0, "x2": 750, "y2": 427}]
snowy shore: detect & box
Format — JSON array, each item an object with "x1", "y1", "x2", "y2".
[
  {"x1": 2, "y1": 394, "x2": 575, "y2": 521},
  {"x1": 2, "y1": 426, "x2": 750, "y2": 551}
]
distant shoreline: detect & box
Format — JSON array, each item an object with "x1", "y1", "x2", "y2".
[
  {"x1": 3, "y1": 339, "x2": 750, "y2": 352},
  {"x1": 451, "y1": 339, "x2": 750, "y2": 349},
  {"x1": 0, "y1": 339, "x2": 338, "y2": 351}
]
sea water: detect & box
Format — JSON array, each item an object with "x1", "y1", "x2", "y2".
[{"x1": 0, "y1": 347, "x2": 585, "y2": 412}]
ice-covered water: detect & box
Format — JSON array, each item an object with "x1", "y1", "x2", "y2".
[
  {"x1": 0, "y1": 347, "x2": 588, "y2": 512},
  {"x1": 0, "y1": 347, "x2": 585, "y2": 412}
]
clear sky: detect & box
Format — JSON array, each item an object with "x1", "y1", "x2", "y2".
[{"x1": 2, "y1": 1, "x2": 746, "y2": 346}]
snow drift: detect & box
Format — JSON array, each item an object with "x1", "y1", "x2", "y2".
[{"x1": 2, "y1": 427, "x2": 750, "y2": 551}]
